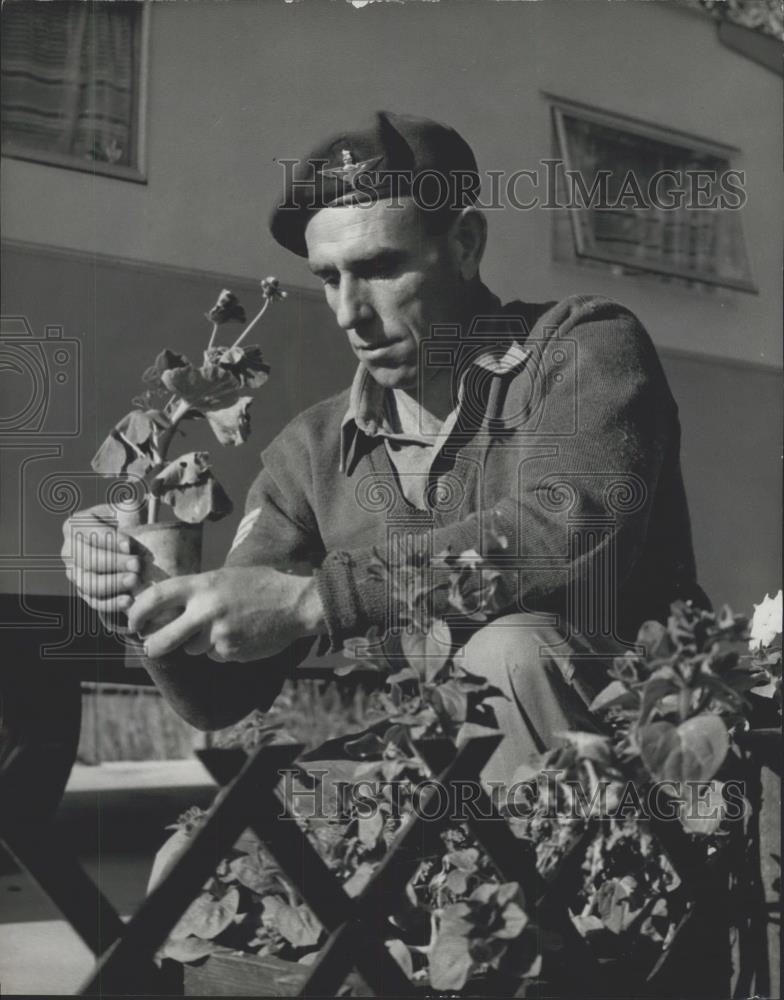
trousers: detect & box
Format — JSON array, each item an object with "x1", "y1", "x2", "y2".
[{"x1": 458, "y1": 613, "x2": 626, "y2": 788}]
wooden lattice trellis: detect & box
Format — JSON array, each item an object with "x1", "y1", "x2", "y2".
[{"x1": 0, "y1": 734, "x2": 752, "y2": 998}]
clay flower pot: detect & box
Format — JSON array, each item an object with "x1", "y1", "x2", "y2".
[{"x1": 126, "y1": 521, "x2": 203, "y2": 631}]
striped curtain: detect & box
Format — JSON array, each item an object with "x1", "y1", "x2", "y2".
[{"x1": 1, "y1": 0, "x2": 140, "y2": 167}]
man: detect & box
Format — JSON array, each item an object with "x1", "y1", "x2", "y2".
[{"x1": 63, "y1": 111, "x2": 706, "y2": 785}]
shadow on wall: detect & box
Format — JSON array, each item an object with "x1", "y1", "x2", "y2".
[{"x1": 1, "y1": 242, "x2": 780, "y2": 616}]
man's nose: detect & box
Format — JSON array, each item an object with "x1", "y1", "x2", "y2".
[{"x1": 335, "y1": 277, "x2": 374, "y2": 331}]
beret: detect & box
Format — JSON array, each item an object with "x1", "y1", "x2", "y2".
[{"x1": 269, "y1": 110, "x2": 480, "y2": 257}]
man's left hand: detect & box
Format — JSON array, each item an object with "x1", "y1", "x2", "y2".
[{"x1": 127, "y1": 566, "x2": 325, "y2": 662}]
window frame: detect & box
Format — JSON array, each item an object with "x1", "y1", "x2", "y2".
[
  {"x1": 546, "y1": 92, "x2": 757, "y2": 294},
  {"x1": 1, "y1": 1, "x2": 151, "y2": 184}
]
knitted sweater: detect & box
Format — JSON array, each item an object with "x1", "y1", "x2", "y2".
[{"x1": 226, "y1": 292, "x2": 707, "y2": 655}]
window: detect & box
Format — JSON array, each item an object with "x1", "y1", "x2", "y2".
[
  {"x1": 1, "y1": 0, "x2": 148, "y2": 182},
  {"x1": 548, "y1": 95, "x2": 756, "y2": 293}
]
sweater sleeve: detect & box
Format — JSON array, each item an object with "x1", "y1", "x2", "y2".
[{"x1": 314, "y1": 298, "x2": 674, "y2": 649}]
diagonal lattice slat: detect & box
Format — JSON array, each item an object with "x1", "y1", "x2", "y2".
[{"x1": 1, "y1": 728, "x2": 738, "y2": 998}]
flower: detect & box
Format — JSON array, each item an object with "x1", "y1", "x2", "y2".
[
  {"x1": 748, "y1": 590, "x2": 782, "y2": 651},
  {"x1": 260, "y1": 276, "x2": 288, "y2": 301},
  {"x1": 207, "y1": 289, "x2": 247, "y2": 325}
]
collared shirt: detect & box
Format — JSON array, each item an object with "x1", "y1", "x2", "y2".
[{"x1": 339, "y1": 329, "x2": 531, "y2": 509}]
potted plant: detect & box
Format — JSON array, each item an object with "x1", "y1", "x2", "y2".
[{"x1": 91, "y1": 278, "x2": 287, "y2": 610}]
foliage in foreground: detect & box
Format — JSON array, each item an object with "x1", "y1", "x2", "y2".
[{"x1": 151, "y1": 544, "x2": 781, "y2": 990}]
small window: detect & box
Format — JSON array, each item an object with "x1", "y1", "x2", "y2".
[
  {"x1": 548, "y1": 95, "x2": 756, "y2": 293},
  {"x1": 1, "y1": 0, "x2": 148, "y2": 182}
]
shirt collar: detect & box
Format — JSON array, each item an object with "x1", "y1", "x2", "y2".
[{"x1": 339, "y1": 286, "x2": 529, "y2": 473}]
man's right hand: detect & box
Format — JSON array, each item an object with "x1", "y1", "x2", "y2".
[{"x1": 60, "y1": 505, "x2": 141, "y2": 613}]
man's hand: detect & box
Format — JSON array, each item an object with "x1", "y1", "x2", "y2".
[
  {"x1": 61, "y1": 505, "x2": 141, "y2": 613},
  {"x1": 126, "y1": 566, "x2": 325, "y2": 662}
]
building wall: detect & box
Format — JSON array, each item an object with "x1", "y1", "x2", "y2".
[
  {"x1": 2, "y1": 0, "x2": 781, "y2": 364},
  {"x1": 1, "y1": 0, "x2": 781, "y2": 618}
]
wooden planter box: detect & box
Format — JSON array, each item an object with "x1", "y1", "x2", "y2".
[
  {"x1": 183, "y1": 950, "x2": 367, "y2": 996},
  {"x1": 182, "y1": 949, "x2": 553, "y2": 998}
]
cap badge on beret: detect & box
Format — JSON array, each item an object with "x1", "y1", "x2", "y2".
[{"x1": 319, "y1": 150, "x2": 384, "y2": 185}]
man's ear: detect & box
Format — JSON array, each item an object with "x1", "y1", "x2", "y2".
[{"x1": 450, "y1": 208, "x2": 487, "y2": 281}]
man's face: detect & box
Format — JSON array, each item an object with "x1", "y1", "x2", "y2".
[{"x1": 304, "y1": 199, "x2": 460, "y2": 389}]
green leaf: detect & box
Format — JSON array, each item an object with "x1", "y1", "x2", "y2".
[
  {"x1": 147, "y1": 828, "x2": 191, "y2": 894},
  {"x1": 228, "y1": 852, "x2": 283, "y2": 896},
  {"x1": 343, "y1": 861, "x2": 375, "y2": 898},
  {"x1": 596, "y1": 878, "x2": 637, "y2": 934},
  {"x1": 170, "y1": 887, "x2": 240, "y2": 941},
  {"x1": 158, "y1": 936, "x2": 217, "y2": 963},
  {"x1": 590, "y1": 680, "x2": 638, "y2": 713},
  {"x1": 358, "y1": 810, "x2": 384, "y2": 849},
  {"x1": 262, "y1": 897, "x2": 321, "y2": 948},
  {"x1": 448, "y1": 848, "x2": 480, "y2": 873},
  {"x1": 637, "y1": 619, "x2": 676, "y2": 659},
  {"x1": 639, "y1": 714, "x2": 729, "y2": 783},
  {"x1": 446, "y1": 869, "x2": 469, "y2": 895},
  {"x1": 677, "y1": 714, "x2": 730, "y2": 781},
  {"x1": 429, "y1": 904, "x2": 474, "y2": 991},
  {"x1": 400, "y1": 619, "x2": 452, "y2": 683},
  {"x1": 639, "y1": 668, "x2": 680, "y2": 723},
  {"x1": 680, "y1": 780, "x2": 726, "y2": 835},
  {"x1": 431, "y1": 679, "x2": 468, "y2": 725},
  {"x1": 385, "y1": 938, "x2": 413, "y2": 980}
]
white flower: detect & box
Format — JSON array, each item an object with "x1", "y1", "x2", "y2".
[{"x1": 749, "y1": 590, "x2": 783, "y2": 651}]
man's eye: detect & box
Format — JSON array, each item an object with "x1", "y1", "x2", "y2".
[{"x1": 320, "y1": 274, "x2": 339, "y2": 288}]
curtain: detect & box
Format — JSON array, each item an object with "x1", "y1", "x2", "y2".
[{"x1": 1, "y1": 0, "x2": 140, "y2": 167}]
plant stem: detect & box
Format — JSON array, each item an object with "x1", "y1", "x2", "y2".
[
  {"x1": 231, "y1": 298, "x2": 270, "y2": 349},
  {"x1": 146, "y1": 398, "x2": 193, "y2": 524},
  {"x1": 206, "y1": 322, "x2": 219, "y2": 350}
]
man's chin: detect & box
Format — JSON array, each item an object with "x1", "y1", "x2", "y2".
[{"x1": 364, "y1": 364, "x2": 416, "y2": 390}]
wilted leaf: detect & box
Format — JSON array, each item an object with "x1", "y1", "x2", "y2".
[
  {"x1": 91, "y1": 410, "x2": 164, "y2": 478},
  {"x1": 152, "y1": 451, "x2": 233, "y2": 523},
  {"x1": 143, "y1": 349, "x2": 188, "y2": 384},
  {"x1": 207, "y1": 289, "x2": 246, "y2": 325},
  {"x1": 205, "y1": 397, "x2": 253, "y2": 446},
  {"x1": 171, "y1": 887, "x2": 240, "y2": 941}
]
